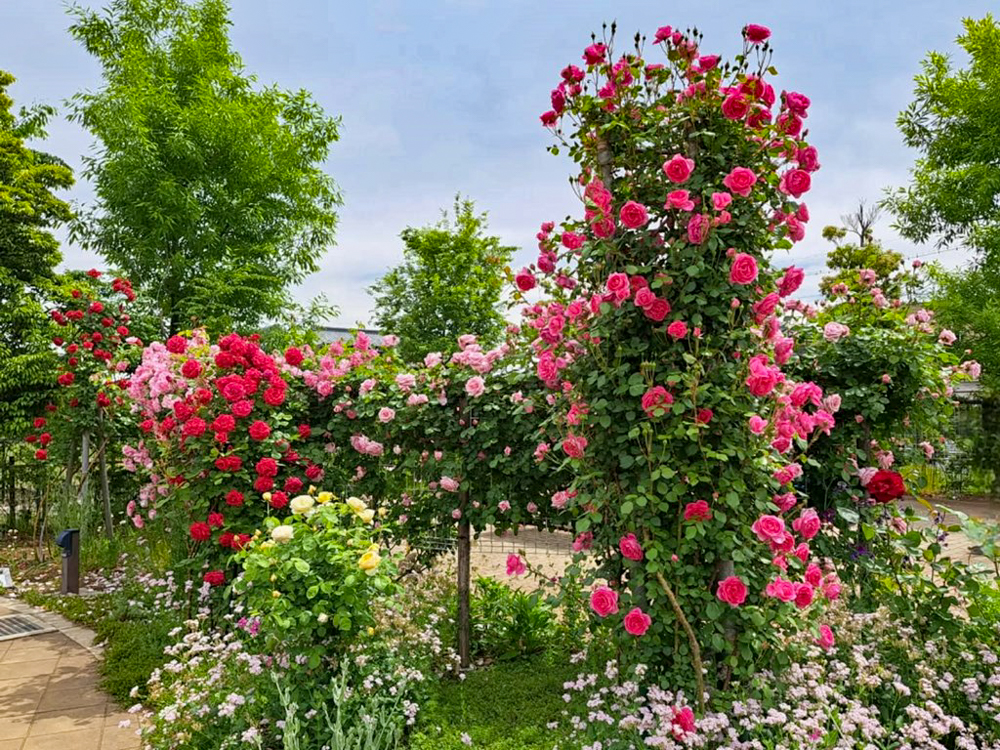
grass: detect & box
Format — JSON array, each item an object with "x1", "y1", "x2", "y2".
[{"x1": 408, "y1": 654, "x2": 581, "y2": 750}]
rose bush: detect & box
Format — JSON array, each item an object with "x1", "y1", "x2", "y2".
[{"x1": 531, "y1": 22, "x2": 845, "y2": 702}]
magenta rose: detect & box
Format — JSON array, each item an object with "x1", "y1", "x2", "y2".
[
  {"x1": 623, "y1": 607, "x2": 652, "y2": 636},
  {"x1": 792, "y1": 508, "x2": 821, "y2": 540},
  {"x1": 662, "y1": 153, "x2": 695, "y2": 183},
  {"x1": 777, "y1": 266, "x2": 804, "y2": 297},
  {"x1": 667, "y1": 320, "x2": 688, "y2": 340},
  {"x1": 561, "y1": 231, "x2": 585, "y2": 250},
  {"x1": 716, "y1": 576, "x2": 748, "y2": 606},
  {"x1": 515, "y1": 269, "x2": 536, "y2": 292},
  {"x1": 562, "y1": 433, "x2": 588, "y2": 459},
  {"x1": 728, "y1": 253, "x2": 759, "y2": 285},
  {"x1": 765, "y1": 577, "x2": 797, "y2": 602},
  {"x1": 784, "y1": 91, "x2": 811, "y2": 115},
  {"x1": 721, "y1": 93, "x2": 749, "y2": 120},
  {"x1": 743, "y1": 24, "x2": 771, "y2": 43},
  {"x1": 644, "y1": 297, "x2": 671, "y2": 322},
  {"x1": 618, "y1": 533, "x2": 644, "y2": 561},
  {"x1": 619, "y1": 201, "x2": 649, "y2": 229},
  {"x1": 686, "y1": 213, "x2": 709, "y2": 245},
  {"x1": 633, "y1": 287, "x2": 656, "y2": 309},
  {"x1": 779, "y1": 168, "x2": 812, "y2": 198},
  {"x1": 683, "y1": 500, "x2": 712, "y2": 522},
  {"x1": 248, "y1": 420, "x2": 271, "y2": 441},
  {"x1": 816, "y1": 624, "x2": 835, "y2": 650},
  {"x1": 793, "y1": 583, "x2": 814, "y2": 609},
  {"x1": 589, "y1": 586, "x2": 619, "y2": 617},
  {"x1": 641, "y1": 386, "x2": 673, "y2": 417},
  {"x1": 722, "y1": 167, "x2": 757, "y2": 197},
  {"x1": 606, "y1": 272, "x2": 631, "y2": 298},
  {"x1": 666, "y1": 189, "x2": 695, "y2": 211}
]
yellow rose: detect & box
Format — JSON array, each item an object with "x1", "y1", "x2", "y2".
[
  {"x1": 378, "y1": 507, "x2": 389, "y2": 519},
  {"x1": 358, "y1": 508, "x2": 375, "y2": 525},
  {"x1": 260, "y1": 540, "x2": 275, "y2": 550},
  {"x1": 290, "y1": 495, "x2": 315, "y2": 514},
  {"x1": 358, "y1": 548, "x2": 381, "y2": 576},
  {"x1": 262, "y1": 492, "x2": 272, "y2": 502},
  {"x1": 308, "y1": 485, "x2": 317, "y2": 495},
  {"x1": 317, "y1": 491, "x2": 334, "y2": 504},
  {"x1": 272, "y1": 590, "x2": 281, "y2": 599},
  {"x1": 367, "y1": 626, "x2": 375, "y2": 636},
  {"x1": 346, "y1": 497, "x2": 367, "y2": 513}
]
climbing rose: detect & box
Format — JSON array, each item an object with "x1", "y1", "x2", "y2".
[
  {"x1": 180, "y1": 359, "x2": 202, "y2": 379},
  {"x1": 284, "y1": 347, "x2": 304, "y2": 366},
  {"x1": 867, "y1": 470, "x2": 906, "y2": 503},
  {"x1": 225, "y1": 490, "x2": 244, "y2": 507},
  {"x1": 751, "y1": 515, "x2": 786, "y2": 543},
  {"x1": 623, "y1": 607, "x2": 652, "y2": 636},
  {"x1": 779, "y1": 169, "x2": 812, "y2": 198},
  {"x1": 619, "y1": 201, "x2": 649, "y2": 229},
  {"x1": 203, "y1": 570, "x2": 225, "y2": 587},
  {"x1": 728, "y1": 253, "x2": 759, "y2": 284},
  {"x1": 641, "y1": 386, "x2": 673, "y2": 417},
  {"x1": 823, "y1": 322, "x2": 850, "y2": 342},
  {"x1": 748, "y1": 415, "x2": 768, "y2": 434},
  {"x1": 777, "y1": 266, "x2": 805, "y2": 297},
  {"x1": 255, "y1": 457, "x2": 278, "y2": 477},
  {"x1": 662, "y1": 153, "x2": 695, "y2": 183},
  {"x1": 644, "y1": 298, "x2": 671, "y2": 322},
  {"x1": 716, "y1": 576, "x2": 748, "y2": 606},
  {"x1": 465, "y1": 376, "x2": 486, "y2": 398},
  {"x1": 590, "y1": 586, "x2": 619, "y2": 617},
  {"x1": 248, "y1": 421, "x2": 271, "y2": 441},
  {"x1": 816, "y1": 624, "x2": 835, "y2": 650},
  {"x1": 505, "y1": 554, "x2": 526, "y2": 576},
  {"x1": 515, "y1": 269, "x2": 536, "y2": 291},
  {"x1": 562, "y1": 433, "x2": 588, "y2": 458},
  {"x1": 722, "y1": 167, "x2": 757, "y2": 197},
  {"x1": 189, "y1": 522, "x2": 211, "y2": 542},
  {"x1": 684, "y1": 500, "x2": 712, "y2": 522},
  {"x1": 667, "y1": 320, "x2": 688, "y2": 340},
  {"x1": 792, "y1": 508, "x2": 822, "y2": 539},
  {"x1": 618, "y1": 533, "x2": 643, "y2": 561},
  {"x1": 743, "y1": 23, "x2": 771, "y2": 43}
]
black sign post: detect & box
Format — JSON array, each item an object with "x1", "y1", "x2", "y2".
[{"x1": 56, "y1": 529, "x2": 80, "y2": 595}]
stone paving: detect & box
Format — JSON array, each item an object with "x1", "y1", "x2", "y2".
[{"x1": 0, "y1": 600, "x2": 138, "y2": 750}]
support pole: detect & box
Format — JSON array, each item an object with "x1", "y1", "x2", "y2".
[{"x1": 457, "y1": 489, "x2": 471, "y2": 670}]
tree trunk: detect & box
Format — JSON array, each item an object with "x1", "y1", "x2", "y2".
[
  {"x1": 457, "y1": 489, "x2": 471, "y2": 670},
  {"x1": 6, "y1": 454, "x2": 14, "y2": 531},
  {"x1": 77, "y1": 432, "x2": 91, "y2": 518}
]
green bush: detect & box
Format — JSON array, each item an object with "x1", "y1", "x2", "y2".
[
  {"x1": 470, "y1": 577, "x2": 558, "y2": 662},
  {"x1": 96, "y1": 616, "x2": 179, "y2": 703}
]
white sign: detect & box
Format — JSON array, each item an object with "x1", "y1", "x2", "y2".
[{"x1": 0, "y1": 568, "x2": 12, "y2": 588}]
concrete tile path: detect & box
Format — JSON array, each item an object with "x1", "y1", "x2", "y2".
[{"x1": 0, "y1": 600, "x2": 139, "y2": 750}]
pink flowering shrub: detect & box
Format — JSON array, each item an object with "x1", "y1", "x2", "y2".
[{"x1": 531, "y1": 22, "x2": 844, "y2": 700}]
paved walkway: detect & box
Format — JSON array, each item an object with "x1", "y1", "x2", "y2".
[{"x1": 0, "y1": 599, "x2": 138, "y2": 750}]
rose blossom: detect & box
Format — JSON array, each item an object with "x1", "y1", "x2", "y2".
[
  {"x1": 515, "y1": 269, "x2": 536, "y2": 292},
  {"x1": 618, "y1": 533, "x2": 644, "y2": 561},
  {"x1": 589, "y1": 586, "x2": 619, "y2": 617},
  {"x1": 378, "y1": 407, "x2": 396, "y2": 423},
  {"x1": 717, "y1": 576, "x2": 748, "y2": 606},
  {"x1": 792, "y1": 508, "x2": 821, "y2": 540},
  {"x1": 619, "y1": 201, "x2": 649, "y2": 229},
  {"x1": 816, "y1": 624, "x2": 835, "y2": 650},
  {"x1": 822, "y1": 322, "x2": 850, "y2": 342},
  {"x1": 751, "y1": 514, "x2": 786, "y2": 543},
  {"x1": 666, "y1": 189, "x2": 695, "y2": 211},
  {"x1": 465, "y1": 376, "x2": 486, "y2": 397},
  {"x1": 662, "y1": 153, "x2": 695, "y2": 183},
  {"x1": 748, "y1": 415, "x2": 768, "y2": 434},
  {"x1": 667, "y1": 320, "x2": 688, "y2": 340},
  {"x1": 623, "y1": 607, "x2": 652, "y2": 636},
  {"x1": 744, "y1": 23, "x2": 771, "y2": 43},
  {"x1": 729, "y1": 253, "x2": 759, "y2": 284},
  {"x1": 722, "y1": 167, "x2": 757, "y2": 197},
  {"x1": 777, "y1": 266, "x2": 804, "y2": 297},
  {"x1": 684, "y1": 500, "x2": 712, "y2": 522}
]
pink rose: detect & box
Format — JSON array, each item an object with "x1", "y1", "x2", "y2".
[
  {"x1": 794, "y1": 583, "x2": 814, "y2": 609},
  {"x1": 822, "y1": 322, "x2": 850, "y2": 342},
  {"x1": 666, "y1": 190, "x2": 695, "y2": 211},
  {"x1": 439, "y1": 476, "x2": 460, "y2": 492},
  {"x1": 562, "y1": 433, "x2": 588, "y2": 459},
  {"x1": 721, "y1": 94, "x2": 749, "y2": 120},
  {"x1": 711, "y1": 192, "x2": 732, "y2": 210},
  {"x1": 506, "y1": 554, "x2": 526, "y2": 576},
  {"x1": 743, "y1": 24, "x2": 771, "y2": 43},
  {"x1": 748, "y1": 415, "x2": 768, "y2": 434},
  {"x1": 515, "y1": 269, "x2": 536, "y2": 292},
  {"x1": 728, "y1": 253, "x2": 759, "y2": 285},
  {"x1": 816, "y1": 624, "x2": 835, "y2": 650},
  {"x1": 644, "y1": 297, "x2": 671, "y2": 322},
  {"x1": 641, "y1": 386, "x2": 673, "y2": 417},
  {"x1": 722, "y1": 167, "x2": 757, "y2": 197},
  {"x1": 777, "y1": 266, "x2": 804, "y2": 297},
  {"x1": 619, "y1": 201, "x2": 649, "y2": 229},
  {"x1": 667, "y1": 320, "x2": 688, "y2": 340},
  {"x1": 784, "y1": 91, "x2": 811, "y2": 116},
  {"x1": 751, "y1": 514, "x2": 786, "y2": 543},
  {"x1": 796, "y1": 146, "x2": 821, "y2": 172},
  {"x1": 778, "y1": 169, "x2": 812, "y2": 198},
  {"x1": 561, "y1": 231, "x2": 585, "y2": 250},
  {"x1": 465, "y1": 376, "x2": 486, "y2": 398},
  {"x1": 589, "y1": 586, "x2": 619, "y2": 617},
  {"x1": 716, "y1": 576, "x2": 748, "y2": 606},
  {"x1": 606, "y1": 272, "x2": 631, "y2": 299},
  {"x1": 583, "y1": 43, "x2": 607, "y2": 65},
  {"x1": 618, "y1": 533, "x2": 643, "y2": 561},
  {"x1": 773, "y1": 492, "x2": 797, "y2": 512},
  {"x1": 633, "y1": 287, "x2": 656, "y2": 309},
  {"x1": 805, "y1": 563, "x2": 822, "y2": 588},
  {"x1": 686, "y1": 214, "x2": 709, "y2": 245},
  {"x1": 792, "y1": 508, "x2": 821, "y2": 540},
  {"x1": 623, "y1": 607, "x2": 652, "y2": 636},
  {"x1": 765, "y1": 576, "x2": 797, "y2": 602},
  {"x1": 378, "y1": 407, "x2": 396, "y2": 423},
  {"x1": 684, "y1": 500, "x2": 712, "y2": 522},
  {"x1": 663, "y1": 153, "x2": 695, "y2": 184}
]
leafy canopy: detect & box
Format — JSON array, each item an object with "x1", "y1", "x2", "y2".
[
  {"x1": 884, "y1": 14, "x2": 1000, "y2": 262},
  {"x1": 368, "y1": 197, "x2": 514, "y2": 362},
  {"x1": 67, "y1": 0, "x2": 341, "y2": 335},
  {"x1": 0, "y1": 70, "x2": 73, "y2": 441}
]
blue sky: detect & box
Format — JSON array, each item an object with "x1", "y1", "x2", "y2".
[{"x1": 3, "y1": 0, "x2": 994, "y2": 326}]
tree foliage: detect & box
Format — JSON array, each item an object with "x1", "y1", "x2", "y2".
[
  {"x1": 819, "y1": 203, "x2": 907, "y2": 299},
  {"x1": 368, "y1": 198, "x2": 514, "y2": 363},
  {"x1": 884, "y1": 14, "x2": 1000, "y2": 262},
  {"x1": 0, "y1": 70, "x2": 73, "y2": 442},
  {"x1": 67, "y1": 0, "x2": 341, "y2": 336}
]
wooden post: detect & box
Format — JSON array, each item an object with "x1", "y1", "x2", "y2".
[
  {"x1": 99, "y1": 435, "x2": 113, "y2": 540},
  {"x1": 457, "y1": 489, "x2": 471, "y2": 670},
  {"x1": 6, "y1": 455, "x2": 13, "y2": 530},
  {"x1": 77, "y1": 432, "x2": 91, "y2": 510}
]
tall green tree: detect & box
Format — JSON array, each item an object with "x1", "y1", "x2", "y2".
[
  {"x1": 368, "y1": 198, "x2": 514, "y2": 362},
  {"x1": 819, "y1": 201, "x2": 907, "y2": 299},
  {"x1": 67, "y1": 0, "x2": 341, "y2": 335},
  {"x1": 0, "y1": 70, "x2": 72, "y2": 443},
  {"x1": 884, "y1": 14, "x2": 1000, "y2": 261}
]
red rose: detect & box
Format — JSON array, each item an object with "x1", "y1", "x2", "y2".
[
  {"x1": 283, "y1": 476, "x2": 304, "y2": 494},
  {"x1": 304, "y1": 464, "x2": 323, "y2": 481},
  {"x1": 182, "y1": 417, "x2": 207, "y2": 438},
  {"x1": 225, "y1": 490, "x2": 244, "y2": 507},
  {"x1": 181, "y1": 359, "x2": 202, "y2": 379},
  {"x1": 255, "y1": 457, "x2": 278, "y2": 477},
  {"x1": 248, "y1": 420, "x2": 271, "y2": 441},
  {"x1": 269, "y1": 491, "x2": 289, "y2": 509},
  {"x1": 211, "y1": 414, "x2": 236, "y2": 433},
  {"x1": 189, "y1": 522, "x2": 211, "y2": 542},
  {"x1": 644, "y1": 298, "x2": 671, "y2": 322},
  {"x1": 253, "y1": 476, "x2": 274, "y2": 493},
  {"x1": 232, "y1": 399, "x2": 254, "y2": 418},
  {"x1": 284, "y1": 347, "x2": 304, "y2": 366},
  {"x1": 35, "y1": 449, "x2": 48, "y2": 461},
  {"x1": 166, "y1": 335, "x2": 187, "y2": 354},
  {"x1": 297, "y1": 424, "x2": 312, "y2": 439},
  {"x1": 867, "y1": 470, "x2": 905, "y2": 503},
  {"x1": 716, "y1": 576, "x2": 748, "y2": 606},
  {"x1": 262, "y1": 387, "x2": 286, "y2": 407},
  {"x1": 207, "y1": 512, "x2": 224, "y2": 528},
  {"x1": 203, "y1": 570, "x2": 225, "y2": 587}
]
